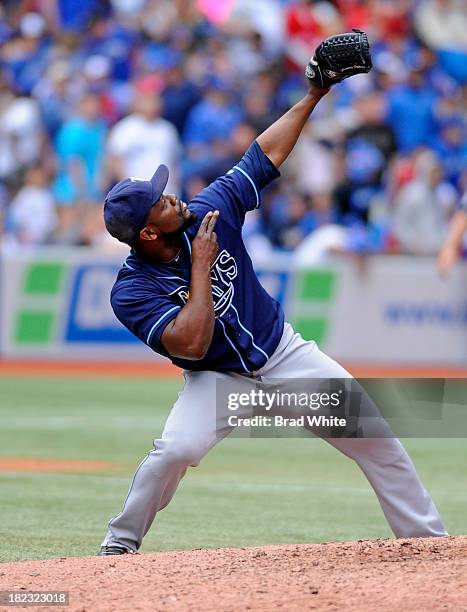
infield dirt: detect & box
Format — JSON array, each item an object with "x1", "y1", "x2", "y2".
[{"x1": 1, "y1": 536, "x2": 466, "y2": 611}]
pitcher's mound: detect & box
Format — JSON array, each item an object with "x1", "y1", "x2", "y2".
[{"x1": 2, "y1": 536, "x2": 466, "y2": 611}]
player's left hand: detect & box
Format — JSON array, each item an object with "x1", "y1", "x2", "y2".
[
  {"x1": 192, "y1": 210, "x2": 219, "y2": 268},
  {"x1": 305, "y1": 29, "x2": 372, "y2": 90}
]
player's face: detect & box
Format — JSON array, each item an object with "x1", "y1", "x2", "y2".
[{"x1": 147, "y1": 194, "x2": 196, "y2": 237}]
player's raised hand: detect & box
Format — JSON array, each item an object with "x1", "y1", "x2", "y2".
[
  {"x1": 192, "y1": 210, "x2": 219, "y2": 268},
  {"x1": 305, "y1": 30, "x2": 372, "y2": 90}
]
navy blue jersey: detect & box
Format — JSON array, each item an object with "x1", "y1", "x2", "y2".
[{"x1": 110, "y1": 141, "x2": 284, "y2": 373}]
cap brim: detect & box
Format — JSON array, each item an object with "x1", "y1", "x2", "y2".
[{"x1": 150, "y1": 165, "x2": 170, "y2": 203}]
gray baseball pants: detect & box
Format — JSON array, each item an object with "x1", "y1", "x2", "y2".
[{"x1": 102, "y1": 323, "x2": 447, "y2": 551}]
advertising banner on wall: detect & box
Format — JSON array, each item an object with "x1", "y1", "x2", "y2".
[
  {"x1": 0, "y1": 249, "x2": 290, "y2": 360},
  {"x1": 289, "y1": 257, "x2": 467, "y2": 365},
  {"x1": 1, "y1": 249, "x2": 467, "y2": 364},
  {"x1": 0, "y1": 250, "x2": 143, "y2": 358}
]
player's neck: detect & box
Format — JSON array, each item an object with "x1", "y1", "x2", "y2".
[{"x1": 137, "y1": 236, "x2": 183, "y2": 264}]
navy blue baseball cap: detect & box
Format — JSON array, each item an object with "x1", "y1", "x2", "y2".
[{"x1": 103, "y1": 164, "x2": 169, "y2": 245}]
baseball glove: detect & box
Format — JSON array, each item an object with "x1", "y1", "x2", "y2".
[{"x1": 305, "y1": 29, "x2": 372, "y2": 89}]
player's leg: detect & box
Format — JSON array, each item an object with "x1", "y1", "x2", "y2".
[
  {"x1": 101, "y1": 370, "x2": 252, "y2": 552},
  {"x1": 259, "y1": 323, "x2": 447, "y2": 538}
]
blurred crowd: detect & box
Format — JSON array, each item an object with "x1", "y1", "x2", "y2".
[{"x1": 0, "y1": 0, "x2": 466, "y2": 261}]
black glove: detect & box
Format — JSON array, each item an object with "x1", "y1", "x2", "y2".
[{"x1": 305, "y1": 29, "x2": 372, "y2": 89}]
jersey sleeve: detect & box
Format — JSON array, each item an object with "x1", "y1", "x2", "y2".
[
  {"x1": 191, "y1": 141, "x2": 280, "y2": 228},
  {"x1": 111, "y1": 280, "x2": 181, "y2": 355}
]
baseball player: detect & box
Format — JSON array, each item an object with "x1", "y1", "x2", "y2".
[{"x1": 99, "y1": 32, "x2": 447, "y2": 555}]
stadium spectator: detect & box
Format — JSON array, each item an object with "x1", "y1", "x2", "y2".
[
  {"x1": 183, "y1": 79, "x2": 243, "y2": 179},
  {"x1": 347, "y1": 92, "x2": 396, "y2": 166},
  {"x1": 0, "y1": 76, "x2": 45, "y2": 187},
  {"x1": 53, "y1": 92, "x2": 107, "y2": 241},
  {"x1": 289, "y1": 122, "x2": 337, "y2": 196},
  {"x1": 33, "y1": 60, "x2": 77, "y2": 140},
  {"x1": 433, "y1": 118, "x2": 467, "y2": 190},
  {"x1": 334, "y1": 91, "x2": 396, "y2": 233},
  {"x1": 161, "y1": 62, "x2": 201, "y2": 136},
  {"x1": 107, "y1": 90, "x2": 181, "y2": 193},
  {"x1": 386, "y1": 62, "x2": 437, "y2": 153},
  {"x1": 226, "y1": 0, "x2": 284, "y2": 59},
  {"x1": 285, "y1": 0, "x2": 343, "y2": 69},
  {"x1": 80, "y1": 54, "x2": 120, "y2": 126},
  {"x1": 414, "y1": 0, "x2": 467, "y2": 53},
  {"x1": 243, "y1": 89, "x2": 279, "y2": 135},
  {"x1": 391, "y1": 151, "x2": 457, "y2": 255},
  {"x1": 1, "y1": 11, "x2": 50, "y2": 96},
  {"x1": 5, "y1": 165, "x2": 56, "y2": 247}
]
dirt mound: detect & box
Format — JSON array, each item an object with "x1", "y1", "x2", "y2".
[{"x1": 1, "y1": 536, "x2": 466, "y2": 611}]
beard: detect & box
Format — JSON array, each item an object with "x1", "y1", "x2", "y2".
[{"x1": 163, "y1": 210, "x2": 198, "y2": 241}]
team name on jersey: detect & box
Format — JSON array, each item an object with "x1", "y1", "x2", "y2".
[{"x1": 171, "y1": 249, "x2": 237, "y2": 317}]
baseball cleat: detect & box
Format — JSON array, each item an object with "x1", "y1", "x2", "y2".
[{"x1": 98, "y1": 545, "x2": 138, "y2": 556}]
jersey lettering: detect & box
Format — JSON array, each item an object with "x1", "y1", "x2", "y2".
[
  {"x1": 168, "y1": 249, "x2": 237, "y2": 318},
  {"x1": 210, "y1": 249, "x2": 237, "y2": 317}
]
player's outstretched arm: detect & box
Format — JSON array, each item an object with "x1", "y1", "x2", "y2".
[
  {"x1": 437, "y1": 210, "x2": 467, "y2": 277},
  {"x1": 256, "y1": 84, "x2": 329, "y2": 169},
  {"x1": 257, "y1": 30, "x2": 372, "y2": 169},
  {"x1": 161, "y1": 211, "x2": 219, "y2": 360}
]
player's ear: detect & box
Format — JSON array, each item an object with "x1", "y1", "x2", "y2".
[{"x1": 139, "y1": 225, "x2": 158, "y2": 242}]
